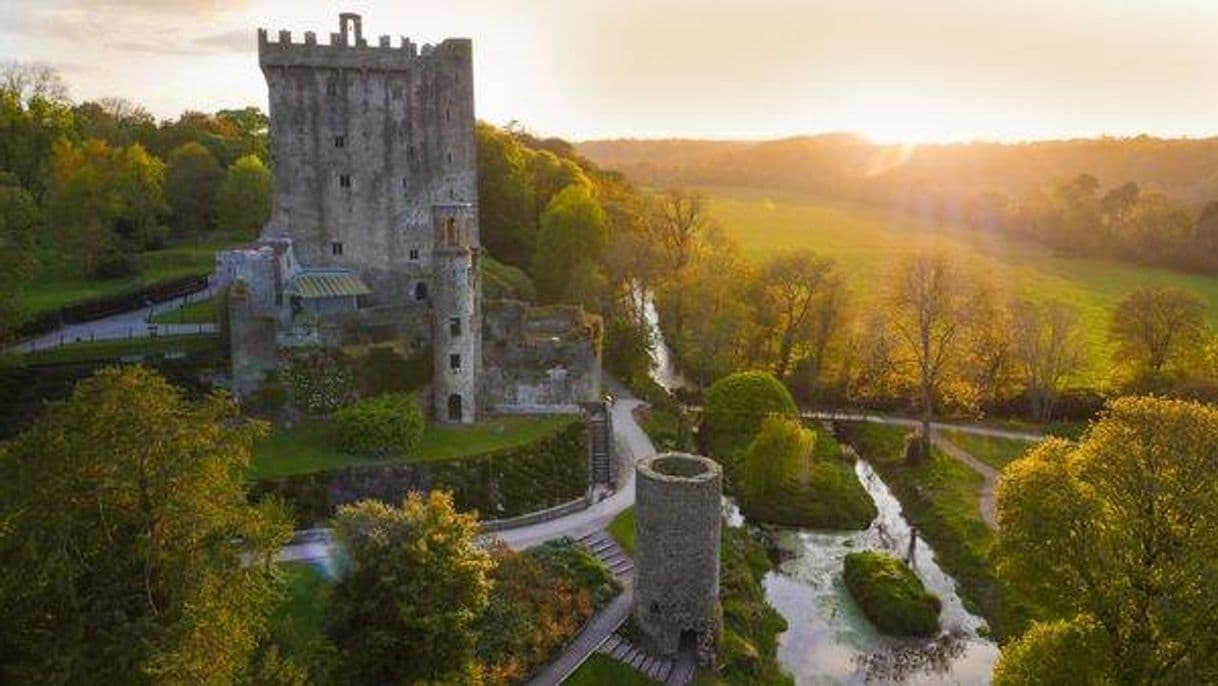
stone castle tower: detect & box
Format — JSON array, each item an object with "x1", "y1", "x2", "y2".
[
  {"x1": 633, "y1": 452, "x2": 723, "y2": 665},
  {"x1": 255, "y1": 13, "x2": 481, "y2": 421}
]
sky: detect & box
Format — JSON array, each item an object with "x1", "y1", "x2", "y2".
[{"x1": 2, "y1": 0, "x2": 1217, "y2": 143}]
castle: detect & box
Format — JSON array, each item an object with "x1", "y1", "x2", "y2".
[{"x1": 218, "y1": 13, "x2": 601, "y2": 422}]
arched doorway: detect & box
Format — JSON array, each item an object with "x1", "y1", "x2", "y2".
[
  {"x1": 447, "y1": 394, "x2": 463, "y2": 422},
  {"x1": 414, "y1": 281, "x2": 428, "y2": 301}
]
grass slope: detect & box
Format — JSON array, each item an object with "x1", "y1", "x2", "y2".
[
  {"x1": 608, "y1": 507, "x2": 636, "y2": 556},
  {"x1": 20, "y1": 335, "x2": 220, "y2": 365},
  {"x1": 251, "y1": 415, "x2": 573, "y2": 479},
  {"x1": 843, "y1": 551, "x2": 941, "y2": 637},
  {"x1": 151, "y1": 295, "x2": 218, "y2": 324},
  {"x1": 703, "y1": 185, "x2": 1218, "y2": 387},
  {"x1": 567, "y1": 654, "x2": 657, "y2": 685},
  {"x1": 838, "y1": 421, "x2": 1037, "y2": 641},
  {"x1": 939, "y1": 429, "x2": 1037, "y2": 471}
]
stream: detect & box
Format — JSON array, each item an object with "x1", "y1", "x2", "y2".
[{"x1": 641, "y1": 289, "x2": 998, "y2": 684}]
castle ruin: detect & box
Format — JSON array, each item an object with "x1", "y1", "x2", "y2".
[
  {"x1": 218, "y1": 13, "x2": 600, "y2": 421},
  {"x1": 633, "y1": 452, "x2": 723, "y2": 666}
]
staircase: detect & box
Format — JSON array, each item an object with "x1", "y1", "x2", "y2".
[
  {"x1": 573, "y1": 531, "x2": 696, "y2": 686},
  {"x1": 587, "y1": 402, "x2": 613, "y2": 489}
]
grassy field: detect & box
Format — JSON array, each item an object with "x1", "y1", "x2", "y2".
[
  {"x1": 839, "y1": 421, "x2": 1038, "y2": 641},
  {"x1": 152, "y1": 295, "x2": 218, "y2": 324},
  {"x1": 18, "y1": 239, "x2": 233, "y2": 315},
  {"x1": 608, "y1": 507, "x2": 636, "y2": 555},
  {"x1": 703, "y1": 185, "x2": 1218, "y2": 388},
  {"x1": 251, "y1": 415, "x2": 574, "y2": 479},
  {"x1": 20, "y1": 334, "x2": 220, "y2": 365},
  {"x1": 939, "y1": 429, "x2": 1038, "y2": 471},
  {"x1": 567, "y1": 654, "x2": 657, "y2": 685}
]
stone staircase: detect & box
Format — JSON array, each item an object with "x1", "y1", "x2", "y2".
[
  {"x1": 587, "y1": 403, "x2": 613, "y2": 488},
  {"x1": 573, "y1": 531, "x2": 696, "y2": 686}
]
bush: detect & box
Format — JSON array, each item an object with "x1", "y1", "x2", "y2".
[
  {"x1": 843, "y1": 551, "x2": 941, "y2": 637},
  {"x1": 703, "y1": 371, "x2": 798, "y2": 463},
  {"x1": 285, "y1": 348, "x2": 355, "y2": 414},
  {"x1": 352, "y1": 346, "x2": 431, "y2": 397},
  {"x1": 334, "y1": 393, "x2": 425, "y2": 458}
]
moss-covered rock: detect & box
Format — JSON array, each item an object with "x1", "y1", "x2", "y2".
[{"x1": 843, "y1": 551, "x2": 941, "y2": 637}]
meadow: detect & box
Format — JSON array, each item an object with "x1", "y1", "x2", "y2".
[{"x1": 703, "y1": 186, "x2": 1218, "y2": 388}]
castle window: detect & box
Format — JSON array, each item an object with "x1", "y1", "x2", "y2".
[
  {"x1": 409, "y1": 248, "x2": 420, "y2": 260},
  {"x1": 414, "y1": 282, "x2": 428, "y2": 301},
  {"x1": 446, "y1": 151, "x2": 453, "y2": 164},
  {"x1": 339, "y1": 174, "x2": 351, "y2": 188},
  {"x1": 402, "y1": 177, "x2": 408, "y2": 188},
  {"x1": 331, "y1": 241, "x2": 344, "y2": 256},
  {"x1": 334, "y1": 135, "x2": 345, "y2": 148},
  {"x1": 445, "y1": 108, "x2": 451, "y2": 122},
  {"x1": 449, "y1": 316, "x2": 461, "y2": 337},
  {"x1": 449, "y1": 354, "x2": 461, "y2": 370}
]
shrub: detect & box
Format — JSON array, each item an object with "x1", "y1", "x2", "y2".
[
  {"x1": 284, "y1": 348, "x2": 355, "y2": 413},
  {"x1": 334, "y1": 393, "x2": 424, "y2": 458},
  {"x1": 741, "y1": 416, "x2": 813, "y2": 502},
  {"x1": 352, "y1": 346, "x2": 431, "y2": 397},
  {"x1": 843, "y1": 551, "x2": 941, "y2": 637},
  {"x1": 703, "y1": 371, "x2": 798, "y2": 462}
]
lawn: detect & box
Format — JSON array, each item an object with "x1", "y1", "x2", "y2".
[
  {"x1": 18, "y1": 238, "x2": 235, "y2": 315},
  {"x1": 152, "y1": 295, "x2": 218, "y2": 324},
  {"x1": 608, "y1": 507, "x2": 636, "y2": 556},
  {"x1": 251, "y1": 415, "x2": 575, "y2": 479},
  {"x1": 703, "y1": 185, "x2": 1218, "y2": 388},
  {"x1": 939, "y1": 429, "x2": 1039, "y2": 471},
  {"x1": 838, "y1": 421, "x2": 1038, "y2": 641},
  {"x1": 566, "y1": 654, "x2": 657, "y2": 685},
  {"x1": 20, "y1": 334, "x2": 220, "y2": 365}
]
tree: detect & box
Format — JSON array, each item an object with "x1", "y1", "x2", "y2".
[
  {"x1": 110, "y1": 142, "x2": 168, "y2": 249},
  {"x1": 217, "y1": 154, "x2": 271, "y2": 239},
  {"x1": 532, "y1": 184, "x2": 608, "y2": 308},
  {"x1": 884, "y1": 252, "x2": 983, "y2": 461},
  {"x1": 0, "y1": 366, "x2": 292, "y2": 685},
  {"x1": 755, "y1": 250, "x2": 838, "y2": 379},
  {"x1": 165, "y1": 141, "x2": 223, "y2": 238},
  {"x1": 0, "y1": 172, "x2": 39, "y2": 341},
  {"x1": 702, "y1": 370, "x2": 798, "y2": 460},
  {"x1": 992, "y1": 615, "x2": 1113, "y2": 686},
  {"x1": 1109, "y1": 285, "x2": 1207, "y2": 384},
  {"x1": 645, "y1": 188, "x2": 714, "y2": 341},
  {"x1": 996, "y1": 396, "x2": 1218, "y2": 685},
  {"x1": 476, "y1": 122, "x2": 536, "y2": 266},
  {"x1": 0, "y1": 61, "x2": 75, "y2": 195},
  {"x1": 741, "y1": 416, "x2": 813, "y2": 503},
  {"x1": 1009, "y1": 298, "x2": 1084, "y2": 421},
  {"x1": 331, "y1": 492, "x2": 494, "y2": 684}
]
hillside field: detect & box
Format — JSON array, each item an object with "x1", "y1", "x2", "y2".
[{"x1": 703, "y1": 186, "x2": 1218, "y2": 387}]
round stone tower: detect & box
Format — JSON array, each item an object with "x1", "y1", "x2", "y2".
[
  {"x1": 430, "y1": 203, "x2": 480, "y2": 424},
  {"x1": 633, "y1": 452, "x2": 722, "y2": 665}
]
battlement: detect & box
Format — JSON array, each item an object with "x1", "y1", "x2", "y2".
[{"x1": 258, "y1": 13, "x2": 470, "y2": 69}]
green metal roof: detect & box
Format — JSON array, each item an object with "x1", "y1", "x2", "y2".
[{"x1": 285, "y1": 271, "x2": 371, "y2": 299}]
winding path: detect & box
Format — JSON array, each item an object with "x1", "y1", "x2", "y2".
[{"x1": 930, "y1": 433, "x2": 1001, "y2": 529}]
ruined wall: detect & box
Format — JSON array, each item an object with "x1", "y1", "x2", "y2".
[
  {"x1": 258, "y1": 16, "x2": 477, "y2": 303},
  {"x1": 481, "y1": 300, "x2": 602, "y2": 414},
  {"x1": 229, "y1": 281, "x2": 279, "y2": 397},
  {"x1": 633, "y1": 453, "x2": 722, "y2": 665}
]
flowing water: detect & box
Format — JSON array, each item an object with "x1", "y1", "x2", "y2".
[{"x1": 642, "y1": 289, "x2": 997, "y2": 684}]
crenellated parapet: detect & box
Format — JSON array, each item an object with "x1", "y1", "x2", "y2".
[{"x1": 257, "y1": 13, "x2": 470, "y2": 70}]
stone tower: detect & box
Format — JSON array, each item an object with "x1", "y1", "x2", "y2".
[
  {"x1": 431, "y1": 204, "x2": 480, "y2": 423},
  {"x1": 633, "y1": 452, "x2": 723, "y2": 665},
  {"x1": 257, "y1": 13, "x2": 478, "y2": 302}
]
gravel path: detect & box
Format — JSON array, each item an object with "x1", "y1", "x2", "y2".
[{"x1": 930, "y1": 432, "x2": 1001, "y2": 529}]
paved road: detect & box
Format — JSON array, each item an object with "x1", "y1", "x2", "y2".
[
  {"x1": 804, "y1": 411, "x2": 1046, "y2": 441},
  {"x1": 11, "y1": 285, "x2": 219, "y2": 354},
  {"x1": 931, "y1": 432, "x2": 1000, "y2": 529}
]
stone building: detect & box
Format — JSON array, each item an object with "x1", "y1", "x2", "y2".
[
  {"x1": 633, "y1": 452, "x2": 723, "y2": 665},
  {"x1": 219, "y1": 13, "x2": 599, "y2": 421}
]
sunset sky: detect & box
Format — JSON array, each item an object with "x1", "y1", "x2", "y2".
[{"x1": 2, "y1": 0, "x2": 1216, "y2": 143}]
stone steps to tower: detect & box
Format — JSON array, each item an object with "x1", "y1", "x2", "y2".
[{"x1": 594, "y1": 632, "x2": 692, "y2": 686}]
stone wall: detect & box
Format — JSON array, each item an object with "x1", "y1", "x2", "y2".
[
  {"x1": 229, "y1": 282, "x2": 278, "y2": 397},
  {"x1": 482, "y1": 300, "x2": 602, "y2": 414},
  {"x1": 633, "y1": 452, "x2": 723, "y2": 665}
]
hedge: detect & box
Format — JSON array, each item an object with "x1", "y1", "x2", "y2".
[{"x1": 251, "y1": 419, "x2": 588, "y2": 526}]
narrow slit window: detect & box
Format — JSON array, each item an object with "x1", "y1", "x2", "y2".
[
  {"x1": 409, "y1": 248, "x2": 419, "y2": 260},
  {"x1": 334, "y1": 135, "x2": 345, "y2": 148},
  {"x1": 339, "y1": 174, "x2": 351, "y2": 188},
  {"x1": 331, "y1": 241, "x2": 343, "y2": 256},
  {"x1": 449, "y1": 353, "x2": 461, "y2": 370},
  {"x1": 449, "y1": 316, "x2": 461, "y2": 337}
]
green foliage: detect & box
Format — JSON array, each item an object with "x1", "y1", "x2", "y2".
[
  {"x1": 481, "y1": 253, "x2": 537, "y2": 301},
  {"x1": 331, "y1": 492, "x2": 495, "y2": 685},
  {"x1": 0, "y1": 366, "x2": 292, "y2": 685},
  {"x1": 351, "y1": 346, "x2": 431, "y2": 397},
  {"x1": 475, "y1": 540, "x2": 620, "y2": 684},
  {"x1": 217, "y1": 153, "x2": 271, "y2": 239},
  {"x1": 533, "y1": 184, "x2": 609, "y2": 308},
  {"x1": 284, "y1": 348, "x2": 355, "y2": 414},
  {"x1": 603, "y1": 316, "x2": 654, "y2": 386},
  {"x1": 739, "y1": 420, "x2": 876, "y2": 530},
  {"x1": 843, "y1": 552, "x2": 942, "y2": 637},
  {"x1": 263, "y1": 565, "x2": 341, "y2": 686},
  {"x1": 996, "y1": 396, "x2": 1218, "y2": 685},
  {"x1": 608, "y1": 507, "x2": 636, "y2": 556},
  {"x1": 165, "y1": 141, "x2": 223, "y2": 238},
  {"x1": 991, "y1": 615, "x2": 1113, "y2": 686},
  {"x1": 333, "y1": 393, "x2": 425, "y2": 458},
  {"x1": 476, "y1": 122, "x2": 537, "y2": 267},
  {"x1": 567, "y1": 654, "x2": 659, "y2": 686},
  {"x1": 939, "y1": 429, "x2": 1034, "y2": 471},
  {"x1": 702, "y1": 370, "x2": 798, "y2": 462},
  {"x1": 716, "y1": 527, "x2": 793, "y2": 685},
  {"x1": 839, "y1": 421, "x2": 1035, "y2": 641},
  {"x1": 0, "y1": 172, "x2": 39, "y2": 341},
  {"x1": 1109, "y1": 284, "x2": 1207, "y2": 385}
]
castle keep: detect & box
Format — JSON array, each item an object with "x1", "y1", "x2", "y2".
[{"x1": 219, "y1": 13, "x2": 600, "y2": 421}]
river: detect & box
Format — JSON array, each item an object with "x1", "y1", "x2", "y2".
[{"x1": 641, "y1": 289, "x2": 997, "y2": 684}]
